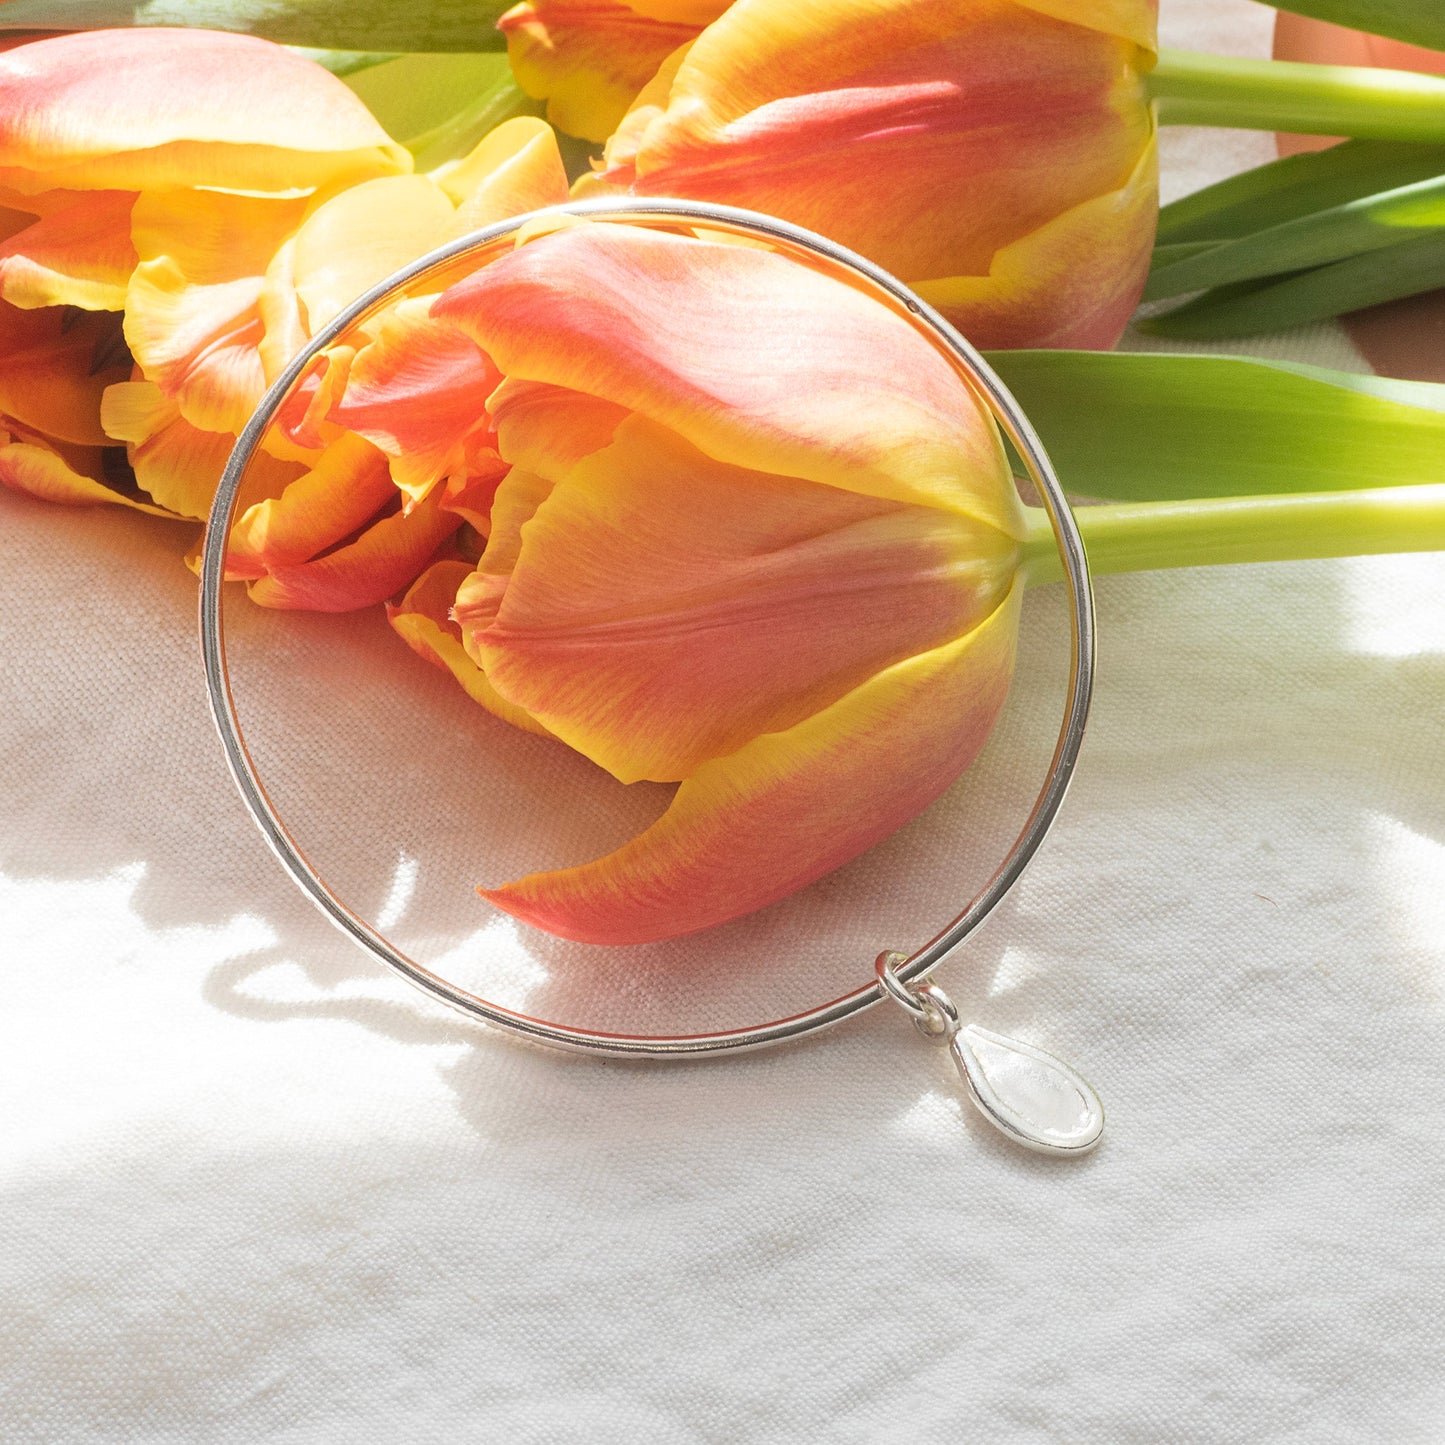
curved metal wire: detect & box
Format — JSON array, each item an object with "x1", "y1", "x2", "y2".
[{"x1": 200, "y1": 198, "x2": 1095, "y2": 1058}]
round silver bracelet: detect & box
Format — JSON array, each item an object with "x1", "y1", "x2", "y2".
[{"x1": 200, "y1": 199, "x2": 1102, "y2": 1154}]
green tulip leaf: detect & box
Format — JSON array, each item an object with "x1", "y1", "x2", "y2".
[
  {"x1": 340, "y1": 52, "x2": 539, "y2": 168},
  {"x1": 1146, "y1": 172, "x2": 1445, "y2": 300},
  {"x1": 1141, "y1": 230, "x2": 1445, "y2": 338},
  {"x1": 1270, "y1": 0, "x2": 1445, "y2": 52},
  {"x1": 0, "y1": 0, "x2": 509, "y2": 50},
  {"x1": 1150, "y1": 241, "x2": 1223, "y2": 270},
  {"x1": 1155, "y1": 139, "x2": 1445, "y2": 245},
  {"x1": 985, "y1": 350, "x2": 1445, "y2": 502}
]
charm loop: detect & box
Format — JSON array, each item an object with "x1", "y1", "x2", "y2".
[{"x1": 876, "y1": 953, "x2": 959, "y2": 1040}]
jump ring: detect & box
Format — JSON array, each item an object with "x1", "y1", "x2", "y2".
[
  {"x1": 876, "y1": 954, "x2": 960, "y2": 1041},
  {"x1": 911, "y1": 983, "x2": 961, "y2": 1041},
  {"x1": 876, "y1": 951, "x2": 927, "y2": 1019}
]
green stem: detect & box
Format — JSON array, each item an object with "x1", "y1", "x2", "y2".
[
  {"x1": 1021, "y1": 485, "x2": 1445, "y2": 584},
  {"x1": 1147, "y1": 48, "x2": 1445, "y2": 143}
]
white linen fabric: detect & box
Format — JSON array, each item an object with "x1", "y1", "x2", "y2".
[{"x1": 3, "y1": 2, "x2": 1444, "y2": 1440}]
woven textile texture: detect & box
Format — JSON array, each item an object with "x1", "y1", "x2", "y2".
[{"x1": 2, "y1": 2, "x2": 1443, "y2": 1440}]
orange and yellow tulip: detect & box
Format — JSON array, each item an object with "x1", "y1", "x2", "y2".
[
  {"x1": 0, "y1": 29, "x2": 570, "y2": 610},
  {"x1": 118, "y1": 115, "x2": 568, "y2": 610},
  {"x1": 576, "y1": 0, "x2": 1160, "y2": 350},
  {"x1": 379, "y1": 221, "x2": 1026, "y2": 943},
  {"x1": 0, "y1": 26, "x2": 405, "y2": 520}
]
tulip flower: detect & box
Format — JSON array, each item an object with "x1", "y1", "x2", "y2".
[
  {"x1": 0, "y1": 28, "x2": 571, "y2": 610},
  {"x1": 372, "y1": 220, "x2": 1026, "y2": 943},
  {"x1": 116, "y1": 114, "x2": 568, "y2": 609},
  {"x1": 498, "y1": 0, "x2": 729, "y2": 143},
  {"x1": 574, "y1": 0, "x2": 1161, "y2": 350},
  {"x1": 0, "y1": 26, "x2": 406, "y2": 517}
]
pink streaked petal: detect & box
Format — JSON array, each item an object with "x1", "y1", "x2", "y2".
[
  {"x1": 622, "y1": 0, "x2": 729, "y2": 23},
  {"x1": 470, "y1": 414, "x2": 1018, "y2": 783},
  {"x1": 440, "y1": 459, "x2": 508, "y2": 534},
  {"x1": 453, "y1": 466, "x2": 555, "y2": 646},
  {"x1": 605, "y1": 0, "x2": 1151, "y2": 283},
  {"x1": 388, "y1": 559, "x2": 555, "y2": 739},
  {"x1": 915, "y1": 136, "x2": 1158, "y2": 350},
  {"x1": 246, "y1": 487, "x2": 461, "y2": 612},
  {"x1": 0, "y1": 29, "x2": 407, "y2": 195},
  {"x1": 0, "y1": 189, "x2": 135, "y2": 311},
  {"x1": 483, "y1": 579, "x2": 1022, "y2": 944},
  {"x1": 434, "y1": 223, "x2": 1019, "y2": 532},
  {"x1": 332, "y1": 302, "x2": 501, "y2": 505},
  {"x1": 485, "y1": 376, "x2": 630, "y2": 481},
  {"x1": 273, "y1": 345, "x2": 355, "y2": 453}
]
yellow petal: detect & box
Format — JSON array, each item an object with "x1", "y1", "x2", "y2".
[
  {"x1": 1012, "y1": 0, "x2": 1157, "y2": 54},
  {"x1": 125, "y1": 190, "x2": 310, "y2": 434},
  {"x1": 291, "y1": 174, "x2": 457, "y2": 334},
  {"x1": 0, "y1": 300, "x2": 125, "y2": 447},
  {"x1": 499, "y1": 0, "x2": 707, "y2": 143},
  {"x1": 102, "y1": 379, "x2": 304, "y2": 521},
  {"x1": 0, "y1": 418, "x2": 171, "y2": 516},
  {"x1": 388, "y1": 559, "x2": 554, "y2": 739},
  {"x1": 430, "y1": 116, "x2": 570, "y2": 230}
]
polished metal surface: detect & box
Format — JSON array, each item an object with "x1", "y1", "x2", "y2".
[
  {"x1": 201, "y1": 197, "x2": 1096, "y2": 1059},
  {"x1": 950, "y1": 1026, "x2": 1105, "y2": 1156},
  {"x1": 875, "y1": 952, "x2": 1104, "y2": 1155}
]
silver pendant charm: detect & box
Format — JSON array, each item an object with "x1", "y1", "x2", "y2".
[
  {"x1": 950, "y1": 1024, "x2": 1104, "y2": 1156},
  {"x1": 877, "y1": 952, "x2": 1104, "y2": 1157}
]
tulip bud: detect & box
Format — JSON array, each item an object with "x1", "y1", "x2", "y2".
[
  {"x1": 575, "y1": 0, "x2": 1160, "y2": 350},
  {"x1": 375, "y1": 221, "x2": 1027, "y2": 943}
]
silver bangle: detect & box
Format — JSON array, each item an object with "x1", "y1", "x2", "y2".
[{"x1": 201, "y1": 199, "x2": 1102, "y2": 1153}]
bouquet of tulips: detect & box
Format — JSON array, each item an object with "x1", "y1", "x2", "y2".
[{"x1": 0, "y1": 0, "x2": 1442, "y2": 944}]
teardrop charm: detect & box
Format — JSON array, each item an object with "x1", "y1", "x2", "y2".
[{"x1": 950, "y1": 1025, "x2": 1104, "y2": 1157}]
